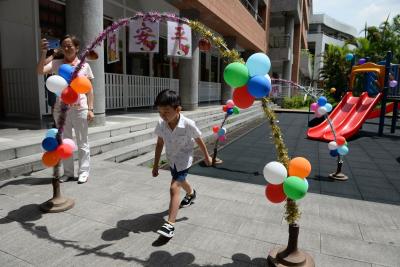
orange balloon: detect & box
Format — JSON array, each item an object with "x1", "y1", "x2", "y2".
[
  {"x1": 288, "y1": 157, "x2": 311, "y2": 178},
  {"x1": 42, "y1": 151, "x2": 60, "y2": 167},
  {"x1": 70, "y1": 76, "x2": 92, "y2": 94}
]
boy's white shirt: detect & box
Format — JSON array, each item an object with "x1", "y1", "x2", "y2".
[{"x1": 154, "y1": 114, "x2": 202, "y2": 172}]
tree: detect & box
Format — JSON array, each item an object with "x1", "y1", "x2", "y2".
[{"x1": 319, "y1": 44, "x2": 352, "y2": 101}]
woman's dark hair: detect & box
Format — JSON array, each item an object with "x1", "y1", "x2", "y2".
[
  {"x1": 154, "y1": 89, "x2": 181, "y2": 108},
  {"x1": 61, "y1": 34, "x2": 80, "y2": 48}
]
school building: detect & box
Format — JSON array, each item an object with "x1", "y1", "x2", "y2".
[{"x1": 0, "y1": 0, "x2": 312, "y2": 127}]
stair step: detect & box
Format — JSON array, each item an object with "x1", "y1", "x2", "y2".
[
  {"x1": 0, "y1": 105, "x2": 230, "y2": 162},
  {"x1": 120, "y1": 108, "x2": 264, "y2": 167},
  {"x1": 0, "y1": 103, "x2": 263, "y2": 180}
]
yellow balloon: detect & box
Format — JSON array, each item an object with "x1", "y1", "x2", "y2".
[{"x1": 330, "y1": 87, "x2": 336, "y2": 93}]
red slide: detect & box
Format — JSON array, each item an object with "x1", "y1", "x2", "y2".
[
  {"x1": 367, "y1": 102, "x2": 400, "y2": 119},
  {"x1": 307, "y1": 92, "x2": 381, "y2": 141}
]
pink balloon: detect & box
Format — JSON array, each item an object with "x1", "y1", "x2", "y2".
[
  {"x1": 310, "y1": 103, "x2": 318, "y2": 112},
  {"x1": 218, "y1": 135, "x2": 226, "y2": 142},
  {"x1": 226, "y1": 99, "x2": 235, "y2": 108},
  {"x1": 62, "y1": 138, "x2": 77, "y2": 151}
]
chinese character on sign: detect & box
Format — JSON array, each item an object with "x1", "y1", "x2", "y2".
[
  {"x1": 167, "y1": 21, "x2": 192, "y2": 58},
  {"x1": 129, "y1": 19, "x2": 159, "y2": 53},
  {"x1": 107, "y1": 29, "x2": 119, "y2": 64}
]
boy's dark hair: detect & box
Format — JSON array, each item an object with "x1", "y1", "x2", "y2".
[{"x1": 154, "y1": 89, "x2": 181, "y2": 108}]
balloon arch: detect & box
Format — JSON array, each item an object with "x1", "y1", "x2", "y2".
[{"x1": 41, "y1": 12, "x2": 315, "y2": 266}]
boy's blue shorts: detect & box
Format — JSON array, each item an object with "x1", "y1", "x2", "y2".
[{"x1": 170, "y1": 165, "x2": 189, "y2": 182}]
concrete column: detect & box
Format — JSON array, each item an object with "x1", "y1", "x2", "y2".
[
  {"x1": 291, "y1": 23, "x2": 301, "y2": 83},
  {"x1": 283, "y1": 14, "x2": 294, "y2": 81},
  {"x1": 179, "y1": 9, "x2": 200, "y2": 110},
  {"x1": 221, "y1": 36, "x2": 237, "y2": 104},
  {"x1": 66, "y1": 0, "x2": 105, "y2": 126},
  {"x1": 313, "y1": 37, "x2": 323, "y2": 82}
]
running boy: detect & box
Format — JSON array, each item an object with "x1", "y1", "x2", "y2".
[{"x1": 152, "y1": 89, "x2": 212, "y2": 238}]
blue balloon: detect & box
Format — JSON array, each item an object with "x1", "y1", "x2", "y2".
[
  {"x1": 324, "y1": 103, "x2": 333, "y2": 113},
  {"x1": 42, "y1": 137, "x2": 58, "y2": 152},
  {"x1": 227, "y1": 108, "x2": 234, "y2": 115},
  {"x1": 330, "y1": 149, "x2": 339, "y2": 157},
  {"x1": 58, "y1": 64, "x2": 75, "y2": 84},
  {"x1": 46, "y1": 128, "x2": 58, "y2": 138},
  {"x1": 358, "y1": 58, "x2": 366, "y2": 65},
  {"x1": 317, "y1": 96, "x2": 327, "y2": 106},
  {"x1": 345, "y1": 53, "x2": 353, "y2": 61},
  {"x1": 337, "y1": 145, "x2": 349, "y2": 155},
  {"x1": 218, "y1": 128, "x2": 226, "y2": 136},
  {"x1": 248, "y1": 75, "x2": 271, "y2": 98},
  {"x1": 246, "y1": 53, "x2": 271, "y2": 77}
]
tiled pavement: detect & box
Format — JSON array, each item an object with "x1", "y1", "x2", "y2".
[{"x1": 0, "y1": 112, "x2": 399, "y2": 266}]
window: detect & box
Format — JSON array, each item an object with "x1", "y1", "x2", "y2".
[
  {"x1": 210, "y1": 55, "x2": 219, "y2": 82},
  {"x1": 153, "y1": 38, "x2": 169, "y2": 78},
  {"x1": 200, "y1": 52, "x2": 208, "y2": 81},
  {"x1": 39, "y1": 0, "x2": 66, "y2": 38}
]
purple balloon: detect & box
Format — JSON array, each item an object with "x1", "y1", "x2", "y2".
[
  {"x1": 389, "y1": 80, "x2": 398, "y2": 88},
  {"x1": 358, "y1": 58, "x2": 366, "y2": 65}
]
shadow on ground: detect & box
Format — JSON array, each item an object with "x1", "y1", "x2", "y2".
[{"x1": 0, "y1": 204, "x2": 269, "y2": 266}]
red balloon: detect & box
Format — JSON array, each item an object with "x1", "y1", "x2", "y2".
[
  {"x1": 336, "y1": 136, "x2": 346, "y2": 146},
  {"x1": 265, "y1": 183, "x2": 286, "y2": 203},
  {"x1": 233, "y1": 86, "x2": 255, "y2": 109},
  {"x1": 56, "y1": 143, "x2": 73, "y2": 159},
  {"x1": 212, "y1": 125, "x2": 219, "y2": 133},
  {"x1": 61, "y1": 86, "x2": 79, "y2": 104},
  {"x1": 222, "y1": 105, "x2": 228, "y2": 112}
]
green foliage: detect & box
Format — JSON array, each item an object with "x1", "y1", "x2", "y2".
[
  {"x1": 282, "y1": 95, "x2": 312, "y2": 109},
  {"x1": 319, "y1": 14, "x2": 400, "y2": 101},
  {"x1": 319, "y1": 45, "x2": 352, "y2": 101}
]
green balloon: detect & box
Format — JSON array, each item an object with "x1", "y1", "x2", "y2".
[
  {"x1": 233, "y1": 106, "x2": 240, "y2": 114},
  {"x1": 283, "y1": 176, "x2": 308, "y2": 200},
  {"x1": 223, "y1": 62, "x2": 249, "y2": 88}
]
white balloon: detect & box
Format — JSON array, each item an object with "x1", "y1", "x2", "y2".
[
  {"x1": 328, "y1": 141, "x2": 337, "y2": 150},
  {"x1": 263, "y1": 161, "x2": 287, "y2": 184},
  {"x1": 46, "y1": 75, "x2": 68, "y2": 95},
  {"x1": 265, "y1": 74, "x2": 271, "y2": 84},
  {"x1": 317, "y1": 106, "x2": 327, "y2": 115}
]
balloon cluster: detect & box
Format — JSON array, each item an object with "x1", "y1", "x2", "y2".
[
  {"x1": 263, "y1": 157, "x2": 311, "y2": 203},
  {"x1": 211, "y1": 99, "x2": 240, "y2": 142},
  {"x1": 45, "y1": 64, "x2": 92, "y2": 104},
  {"x1": 41, "y1": 128, "x2": 77, "y2": 167},
  {"x1": 224, "y1": 53, "x2": 272, "y2": 109},
  {"x1": 310, "y1": 96, "x2": 332, "y2": 118},
  {"x1": 328, "y1": 135, "x2": 349, "y2": 157},
  {"x1": 212, "y1": 125, "x2": 226, "y2": 142},
  {"x1": 222, "y1": 99, "x2": 240, "y2": 116}
]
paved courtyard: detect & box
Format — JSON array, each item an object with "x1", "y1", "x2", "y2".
[{"x1": 1, "y1": 112, "x2": 400, "y2": 266}]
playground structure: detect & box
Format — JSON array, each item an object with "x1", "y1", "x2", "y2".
[{"x1": 307, "y1": 52, "x2": 400, "y2": 141}]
